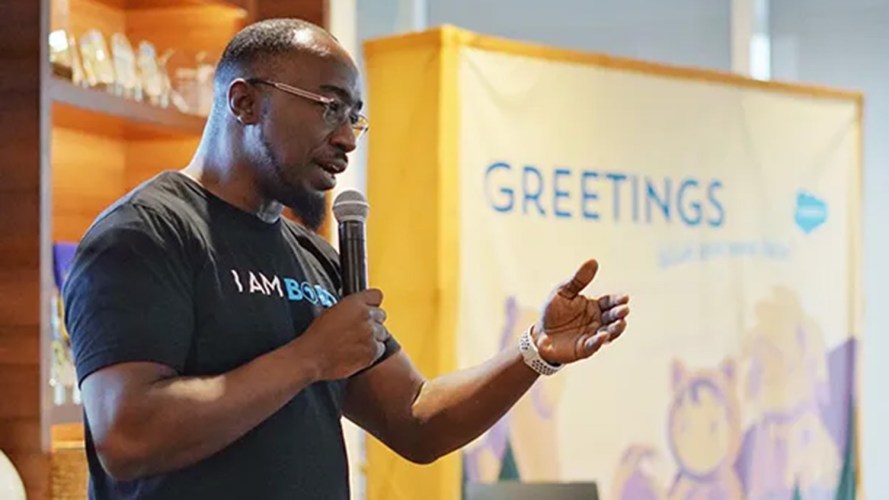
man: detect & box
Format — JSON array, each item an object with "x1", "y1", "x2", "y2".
[{"x1": 63, "y1": 18, "x2": 631, "y2": 500}]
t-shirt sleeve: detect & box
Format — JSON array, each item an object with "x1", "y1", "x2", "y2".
[{"x1": 63, "y1": 203, "x2": 195, "y2": 386}]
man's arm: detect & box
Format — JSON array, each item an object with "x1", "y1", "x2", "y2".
[
  {"x1": 80, "y1": 289, "x2": 389, "y2": 481},
  {"x1": 82, "y1": 344, "x2": 318, "y2": 481},
  {"x1": 342, "y1": 346, "x2": 537, "y2": 464},
  {"x1": 343, "y1": 259, "x2": 630, "y2": 464}
]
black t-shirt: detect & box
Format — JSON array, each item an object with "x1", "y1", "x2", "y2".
[{"x1": 63, "y1": 171, "x2": 400, "y2": 500}]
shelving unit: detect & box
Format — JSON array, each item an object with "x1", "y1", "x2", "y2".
[
  {"x1": 0, "y1": 1, "x2": 327, "y2": 498},
  {"x1": 96, "y1": 0, "x2": 251, "y2": 9},
  {"x1": 50, "y1": 77, "x2": 207, "y2": 138}
]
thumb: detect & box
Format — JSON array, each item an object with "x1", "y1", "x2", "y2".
[
  {"x1": 358, "y1": 288, "x2": 383, "y2": 307},
  {"x1": 558, "y1": 259, "x2": 599, "y2": 300}
]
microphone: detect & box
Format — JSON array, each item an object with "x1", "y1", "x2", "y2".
[{"x1": 332, "y1": 190, "x2": 370, "y2": 296}]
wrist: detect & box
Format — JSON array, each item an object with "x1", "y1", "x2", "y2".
[
  {"x1": 284, "y1": 338, "x2": 324, "y2": 385},
  {"x1": 529, "y1": 326, "x2": 561, "y2": 366},
  {"x1": 519, "y1": 325, "x2": 562, "y2": 376}
]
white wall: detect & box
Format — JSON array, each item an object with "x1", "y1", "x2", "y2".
[
  {"x1": 427, "y1": 0, "x2": 731, "y2": 69},
  {"x1": 770, "y1": 1, "x2": 889, "y2": 497}
]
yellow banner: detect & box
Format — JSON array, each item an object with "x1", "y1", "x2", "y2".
[{"x1": 363, "y1": 26, "x2": 862, "y2": 500}]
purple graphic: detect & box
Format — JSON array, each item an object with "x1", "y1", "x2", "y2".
[
  {"x1": 463, "y1": 296, "x2": 562, "y2": 483},
  {"x1": 735, "y1": 339, "x2": 856, "y2": 500},
  {"x1": 666, "y1": 360, "x2": 744, "y2": 500},
  {"x1": 463, "y1": 297, "x2": 520, "y2": 483},
  {"x1": 613, "y1": 446, "x2": 665, "y2": 500}
]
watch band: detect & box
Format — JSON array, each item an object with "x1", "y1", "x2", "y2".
[{"x1": 519, "y1": 326, "x2": 562, "y2": 376}]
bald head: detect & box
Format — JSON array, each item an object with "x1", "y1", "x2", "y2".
[{"x1": 212, "y1": 19, "x2": 355, "y2": 113}]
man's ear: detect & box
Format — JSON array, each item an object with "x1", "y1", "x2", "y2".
[{"x1": 228, "y1": 79, "x2": 261, "y2": 125}]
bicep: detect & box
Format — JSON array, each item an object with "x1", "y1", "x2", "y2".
[
  {"x1": 81, "y1": 361, "x2": 177, "y2": 441},
  {"x1": 342, "y1": 350, "x2": 426, "y2": 442},
  {"x1": 64, "y1": 206, "x2": 194, "y2": 386}
]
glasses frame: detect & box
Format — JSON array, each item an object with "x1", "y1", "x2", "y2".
[{"x1": 244, "y1": 77, "x2": 369, "y2": 140}]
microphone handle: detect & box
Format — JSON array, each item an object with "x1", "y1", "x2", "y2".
[{"x1": 339, "y1": 220, "x2": 367, "y2": 296}]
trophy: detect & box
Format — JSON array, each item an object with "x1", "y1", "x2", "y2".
[
  {"x1": 70, "y1": 33, "x2": 85, "y2": 86},
  {"x1": 138, "y1": 40, "x2": 168, "y2": 107},
  {"x1": 195, "y1": 51, "x2": 217, "y2": 116},
  {"x1": 158, "y1": 48, "x2": 191, "y2": 112},
  {"x1": 49, "y1": 29, "x2": 74, "y2": 79},
  {"x1": 111, "y1": 33, "x2": 142, "y2": 100},
  {"x1": 78, "y1": 29, "x2": 116, "y2": 90}
]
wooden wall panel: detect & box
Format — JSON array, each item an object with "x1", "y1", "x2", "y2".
[
  {"x1": 0, "y1": 192, "x2": 41, "y2": 268},
  {"x1": 127, "y1": 6, "x2": 247, "y2": 63},
  {"x1": 0, "y1": 328, "x2": 41, "y2": 367},
  {"x1": 53, "y1": 0, "x2": 127, "y2": 38},
  {"x1": 253, "y1": 0, "x2": 325, "y2": 27},
  {"x1": 52, "y1": 127, "x2": 127, "y2": 242},
  {"x1": 0, "y1": 0, "x2": 47, "y2": 499},
  {"x1": 126, "y1": 138, "x2": 200, "y2": 190}
]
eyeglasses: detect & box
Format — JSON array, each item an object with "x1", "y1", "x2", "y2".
[{"x1": 245, "y1": 77, "x2": 369, "y2": 141}]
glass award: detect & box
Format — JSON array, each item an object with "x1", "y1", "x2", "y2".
[
  {"x1": 79, "y1": 29, "x2": 116, "y2": 90},
  {"x1": 49, "y1": 29, "x2": 74, "y2": 80},
  {"x1": 111, "y1": 33, "x2": 142, "y2": 100},
  {"x1": 70, "y1": 33, "x2": 85, "y2": 86},
  {"x1": 195, "y1": 51, "x2": 217, "y2": 116},
  {"x1": 138, "y1": 41, "x2": 166, "y2": 107}
]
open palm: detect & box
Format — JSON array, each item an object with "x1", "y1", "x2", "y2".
[{"x1": 534, "y1": 259, "x2": 630, "y2": 365}]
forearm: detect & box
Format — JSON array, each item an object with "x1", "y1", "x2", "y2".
[
  {"x1": 409, "y1": 347, "x2": 538, "y2": 461},
  {"x1": 97, "y1": 341, "x2": 319, "y2": 479}
]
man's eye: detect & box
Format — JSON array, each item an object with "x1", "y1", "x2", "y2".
[{"x1": 327, "y1": 101, "x2": 345, "y2": 116}]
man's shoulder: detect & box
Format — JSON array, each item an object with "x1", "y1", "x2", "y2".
[
  {"x1": 281, "y1": 219, "x2": 341, "y2": 279},
  {"x1": 282, "y1": 219, "x2": 338, "y2": 256},
  {"x1": 96, "y1": 171, "x2": 206, "y2": 223},
  {"x1": 86, "y1": 171, "x2": 206, "y2": 239}
]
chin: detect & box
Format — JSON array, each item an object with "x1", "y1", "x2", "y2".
[{"x1": 282, "y1": 182, "x2": 327, "y2": 231}]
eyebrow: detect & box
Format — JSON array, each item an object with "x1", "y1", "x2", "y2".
[{"x1": 319, "y1": 84, "x2": 364, "y2": 111}]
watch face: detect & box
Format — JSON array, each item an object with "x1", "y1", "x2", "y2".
[
  {"x1": 79, "y1": 29, "x2": 116, "y2": 89},
  {"x1": 111, "y1": 33, "x2": 141, "y2": 100}
]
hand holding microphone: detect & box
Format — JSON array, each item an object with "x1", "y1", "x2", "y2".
[
  {"x1": 299, "y1": 288, "x2": 388, "y2": 380},
  {"x1": 296, "y1": 190, "x2": 389, "y2": 380}
]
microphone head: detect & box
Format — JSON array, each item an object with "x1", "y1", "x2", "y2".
[{"x1": 333, "y1": 189, "x2": 369, "y2": 223}]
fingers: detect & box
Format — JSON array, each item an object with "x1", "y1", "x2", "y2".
[
  {"x1": 598, "y1": 319, "x2": 627, "y2": 342},
  {"x1": 369, "y1": 306, "x2": 389, "y2": 343},
  {"x1": 598, "y1": 293, "x2": 630, "y2": 310},
  {"x1": 557, "y1": 259, "x2": 599, "y2": 300},
  {"x1": 369, "y1": 306, "x2": 387, "y2": 324},
  {"x1": 372, "y1": 323, "x2": 390, "y2": 343},
  {"x1": 575, "y1": 327, "x2": 609, "y2": 359},
  {"x1": 374, "y1": 340, "x2": 386, "y2": 361},
  {"x1": 574, "y1": 307, "x2": 629, "y2": 359},
  {"x1": 601, "y1": 304, "x2": 630, "y2": 324},
  {"x1": 360, "y1": 288, "x2": 384, "y2": 306}
]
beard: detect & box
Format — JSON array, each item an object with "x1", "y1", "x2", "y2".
[{"x1": 257, "y1": 132, "x2": 327, "y2": 232}]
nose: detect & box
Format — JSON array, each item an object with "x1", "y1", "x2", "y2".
[{"x1": 329, "y1": 120, "x2": 357, "y2": 154}]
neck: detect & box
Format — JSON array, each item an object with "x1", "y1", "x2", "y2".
[{"x1": 183, "y1": 131, "x2": 284, "y2": 223}]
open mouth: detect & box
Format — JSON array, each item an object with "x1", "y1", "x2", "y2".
[
  {"x1": 312, "y1": 160, "x2": 346, "y2": 190},
  {"x1": 317, "y1": 160, "x2": 347, "y2": 175}
]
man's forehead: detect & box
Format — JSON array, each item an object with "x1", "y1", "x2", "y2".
[{"x1": 278, "y1": 54, "x2": 362, "y2": 102}]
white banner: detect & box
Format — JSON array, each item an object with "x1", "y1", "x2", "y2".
[{"x1": 456, "y1": 46, "x2": 861, "y2": 500}]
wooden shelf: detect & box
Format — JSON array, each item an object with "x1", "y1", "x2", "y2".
[
  {"x1": 50, "y1": 76, "x2": 206, "y2": 138},
  {"x1": 94, "y1": 0, "x2": 250, "y2": 11}
]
